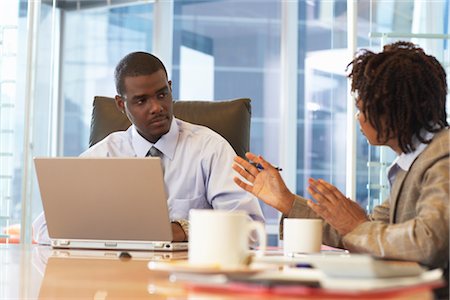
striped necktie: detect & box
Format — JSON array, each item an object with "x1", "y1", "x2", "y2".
[{"x1": 146, "y1": 146, "x2": 162, "y2": 157}]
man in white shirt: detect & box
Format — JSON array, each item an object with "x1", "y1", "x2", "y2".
[{"x1": 33, "y1": 52, "x2": 264, "y2": 243}]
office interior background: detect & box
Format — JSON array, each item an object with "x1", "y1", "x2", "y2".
[{"x1": 0, "y1": 0, "x2": 449, "y2": 245}]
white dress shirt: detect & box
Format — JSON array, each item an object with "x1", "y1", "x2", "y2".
[{"x1": 33, "y1": 118, "x2": 264, "y2": 244}]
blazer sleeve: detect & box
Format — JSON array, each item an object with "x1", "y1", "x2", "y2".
[
  {"x1": 342, "y1": 157, "x2": 449, "y2": 269},
  {"x1": 279, "y1": 195, "x2": 345, "y2": 249},
  {"x1": 369, "y1": 199, "x2": 390, "y2": 222}
]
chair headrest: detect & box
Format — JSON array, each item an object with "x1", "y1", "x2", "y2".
[{"x1": 89, "y1": 96, "x2": 252, "y2": 158}]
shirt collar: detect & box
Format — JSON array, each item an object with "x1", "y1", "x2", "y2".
[
  {"x1": 131, "y1": 126, "x2": 152, "y2": 157},
  {"x1": 396, "y1": 130, "x2": 435, "y2": 171},
  {"x1": 131, "y1": 118, "x2": 179, "y2": 160},
  {"x1": 153, "y1": 118, "x2": 178, "y2": 160}
]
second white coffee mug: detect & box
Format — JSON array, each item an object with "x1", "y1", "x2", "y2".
[
  {"x1": 188, "y1": 209, "x2": 266, "y2": 268},
  {"x1": 283, "y1": 218, "x2": 322, "y2": 255}
]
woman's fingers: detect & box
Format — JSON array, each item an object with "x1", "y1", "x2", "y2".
[
  {"x1": 308, "y1": 178, "x2": 343, "y2": 205},
  {"x1": 232, "y1": 163, "x2": 255, "y2": 183},
  {"x1": 234, "y1": 155, "x2": 259, "y2": 178},
  {"x1": 307, "y1": 200, "x2": 331, "y2": 219},
  {"x1": 318, "y1": 179, "x2": 346, "y2": 200},
  {"x1": 233, "y1": 177, "x2": 254, "y2": 193},
  {"x1": 245, "y1": 152, "x2": 259, "y2": 162},
  {"x1": 307, "y1": 186, "x2": 333, "y2": 206}
]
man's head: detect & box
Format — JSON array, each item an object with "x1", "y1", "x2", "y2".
[
  {"x1": 348, "y1": 41, "x2": 448, "y2": 153},
  {"x1": 114, "y1": 52, "x2": 173, "y2": 143}
]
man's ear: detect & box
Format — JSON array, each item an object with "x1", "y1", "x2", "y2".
[
  {"x1": 168, "y1": 80, "x2": 172, "y2": 91},
  {"x1": 115, "y1": 95, "x2": 125, "y2": 114}
]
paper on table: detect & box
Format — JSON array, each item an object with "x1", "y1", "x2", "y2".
[
  {"x1": 321, "y1": 268, "x2": 443, "y2": 291},
  {"x1": 180, "y1": 268, "x2": 443, "y2": 297},
  {"x1": 253, "y1": 253, "x2": 426, "y2": 278},
  {"x1": 236, "y1": 267, "x2": 442, "y2": 291}
]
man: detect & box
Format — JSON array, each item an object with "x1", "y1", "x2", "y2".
[{"x1": 33, "y1": 52, "x2": 264, "y2": 243}]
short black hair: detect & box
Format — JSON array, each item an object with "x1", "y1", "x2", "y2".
[
  {"x1": 348, "y1": 41, "x2": 448, "y2": 153},
  {"x1": 114, "y1": 52, "x2": 168, "y2": 96}
]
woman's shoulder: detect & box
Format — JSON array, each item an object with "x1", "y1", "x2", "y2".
[
  {"x1": 414, "y1": 128, "x2": 450, "y2": 170},
  {"x1": 428, "y1": 128, "x2": 449, "y2": 154}
]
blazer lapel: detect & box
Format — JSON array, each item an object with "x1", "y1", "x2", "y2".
[{"x1": 389, "y1": 169, "x2": 408, "y2": 223}]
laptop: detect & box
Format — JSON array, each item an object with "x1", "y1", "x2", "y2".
[{"x1": 34, "y1": 157, "x2": 188, "y2": 251}]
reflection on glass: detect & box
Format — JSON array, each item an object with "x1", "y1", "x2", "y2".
[
  {"x1": 172, "y1": 1, "x2": 282, "y2": 226},
  {"x1": 61, "y1": 4, "x2": 154, "y2": 156}
]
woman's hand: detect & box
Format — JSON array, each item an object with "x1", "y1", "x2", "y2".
[
  {"x1": 307, "y1": 178, "x2": 369, "y2": 236},
  {"x1": 233, "y1": 152, "x2": 295, "y2": 215}
]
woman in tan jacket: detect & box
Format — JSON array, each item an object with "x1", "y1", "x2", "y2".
[{"x1": 233, "y1": 41, "x2": 449, "y2": 296}]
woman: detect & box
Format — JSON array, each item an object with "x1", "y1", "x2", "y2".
[{"x1": 233, "y1": 41, "x2": 448, "y2": 281}]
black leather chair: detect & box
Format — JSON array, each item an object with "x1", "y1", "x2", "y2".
[{"x1": 89, "y1": 96, "x2": 252, "y2": 158}]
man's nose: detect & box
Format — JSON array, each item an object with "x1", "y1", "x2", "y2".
[{"x1": 147, "y1": 99, "x2": 163, "y2": 114}]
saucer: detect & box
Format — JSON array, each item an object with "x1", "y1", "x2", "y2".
[{"x1": 148, "y1": 260, "x2": 270, "y2": 275}]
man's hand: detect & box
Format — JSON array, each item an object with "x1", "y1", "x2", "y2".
[
  {"x1": 171, "y1": 222, "x2": 187, "y2": 241},
  {"x1": 307, "y1": 178, "x2": 368, "y2": 236},
  {"x1": 232, "y1": 152, "x2": 295, "y2": 215}
]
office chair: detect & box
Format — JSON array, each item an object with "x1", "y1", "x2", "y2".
[{"x1": 89, "y1": 96, "x2": 252, "y2": 158}]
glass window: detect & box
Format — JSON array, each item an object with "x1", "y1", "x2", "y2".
[
  {"x1": 358, "y1": 0, "x2": 450, "y2": 211},
  {"x1": 296, "y1": 0, "x2": 349, "y2": 200},
  {"x1": 3, "y1": 0, "x2": 448, "y2": 245},
  {"x1": 0, "y1": 0, "x2": 22, "y2": 242},
  {"x1": 0, "y1": 0, "x2": 57, "y2": 242},
  {"x1": 61, "y1": 3, "x2": 154, "y2": 156},
  {"x1": 172, "y1": 1, "x2": 282, "y2": 243}
]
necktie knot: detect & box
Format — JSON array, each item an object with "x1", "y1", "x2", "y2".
[{"x1": 146, "y1": 146, "x2": 162, "y2": 157}]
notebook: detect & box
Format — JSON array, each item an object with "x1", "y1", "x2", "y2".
[{"x1": 34, "y1": 157, "x2": 188, "y2": 251}]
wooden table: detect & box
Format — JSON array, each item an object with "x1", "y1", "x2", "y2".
[{"x1": 0, "y1": 244, "x2": 436, "y2": 299}]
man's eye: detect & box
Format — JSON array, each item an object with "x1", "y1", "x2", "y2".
[
  {"x1": 136, "y1": 98, "x2": 146, "y2": 104},
  {"x1": 157, "y1": 91, "x2": 168, "y2": 99}
]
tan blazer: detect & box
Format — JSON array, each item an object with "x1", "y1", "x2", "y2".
[{"x1": 282, "y1": 129, "x2": 449, "y2": 270}]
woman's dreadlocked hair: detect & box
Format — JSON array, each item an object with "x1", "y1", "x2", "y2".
[{"x1": 348, "y1": 41, "x2": 448, "y2": 153}]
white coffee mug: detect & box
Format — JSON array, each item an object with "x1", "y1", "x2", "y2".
[
  {"x1": 188, "y1": 209, "x2": 266, "y2": 268},
  {"x1": 283, "y1": 218, "x2": 322, "y2": 255}
]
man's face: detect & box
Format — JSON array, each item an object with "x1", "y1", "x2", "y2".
[{"x1": 115, "y1": 69, "x2": 173, "y2": 143}]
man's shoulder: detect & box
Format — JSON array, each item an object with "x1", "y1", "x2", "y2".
[
  {"x1": 81, "y1": 130, "x2": 132, "y2": 156},
  {"x1": 176, "y1": 118, "x2": 226, "y2": 142}
]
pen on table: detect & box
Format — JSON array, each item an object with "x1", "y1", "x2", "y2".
[{"x1": 255, "y1": 163, "x2": 283, "y2": 172}]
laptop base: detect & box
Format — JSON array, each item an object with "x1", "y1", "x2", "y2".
[{"x1": 51, "y1": 238, "x2": 188, "y2": 252}]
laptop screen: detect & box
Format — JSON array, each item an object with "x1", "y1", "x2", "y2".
[{"x1": 34, "y1": 157, "x2": 175, "y2": 246}]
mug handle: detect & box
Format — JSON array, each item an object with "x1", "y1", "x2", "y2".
[{"x1": 248, "y1": 221, "x2": 266, "y2": 257}]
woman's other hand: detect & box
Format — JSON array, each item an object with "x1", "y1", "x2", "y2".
[{"x1": 307, "y1": 178, "x2": 368, "y2": 235}]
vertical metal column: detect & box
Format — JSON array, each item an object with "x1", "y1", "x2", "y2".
[
  {"x1": 346, "y1": 0, "x2": 357, "y2": 199},
  {"x1": 20, "y1": 0, "x2": 41, "y2": 245},
  {"x1": 279, "y1": 0, "x2": 298, "y2": 193},
  {"x1": 153, "y1": 0, "x2": 174, "y2": 77}
]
